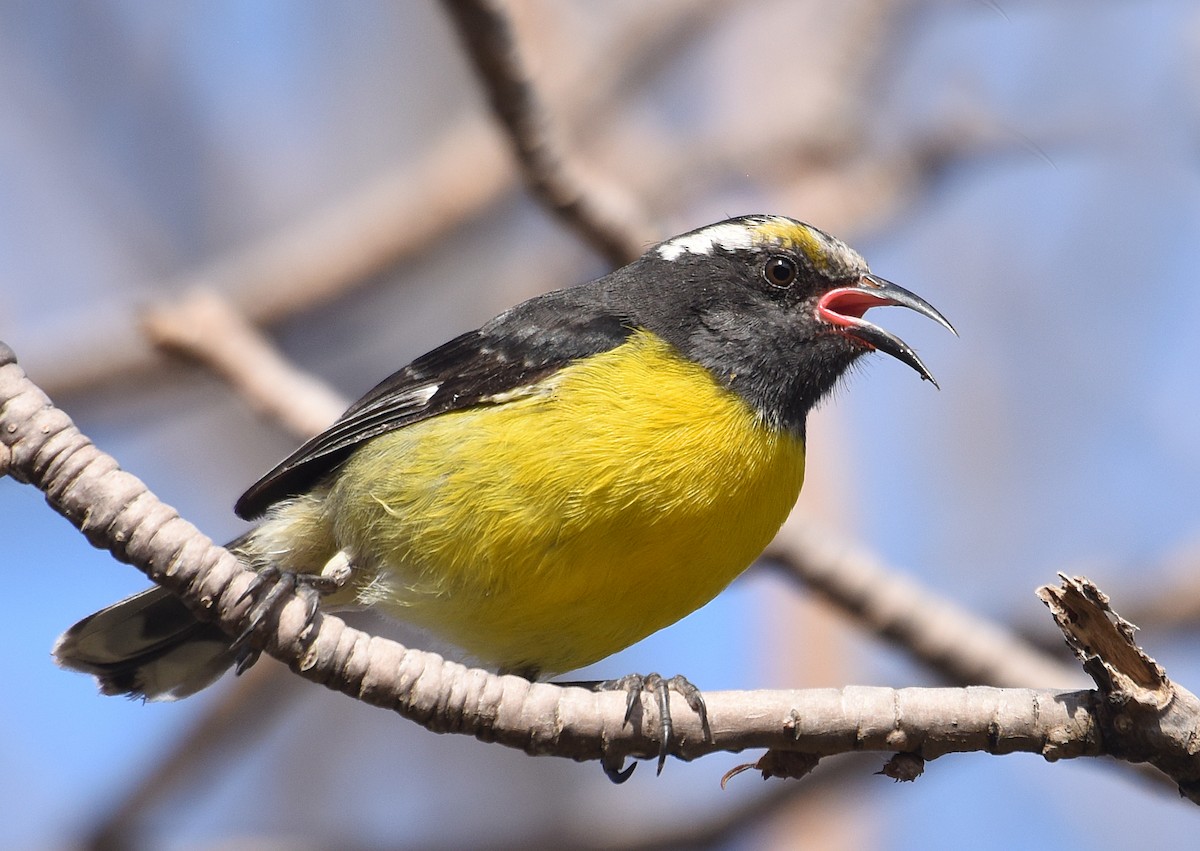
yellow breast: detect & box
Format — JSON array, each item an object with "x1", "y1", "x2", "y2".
[{"x1": 325, "y1": 330, "x2": 806, "y2": 675}]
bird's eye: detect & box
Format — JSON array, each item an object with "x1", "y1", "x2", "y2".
[{"x1": 763, "y1": 255, "x2": 798, "y2": 288}]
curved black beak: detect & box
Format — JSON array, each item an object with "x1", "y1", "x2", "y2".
[{"x1": 816, "y1": 274, "x2": 956, "y2": 387}]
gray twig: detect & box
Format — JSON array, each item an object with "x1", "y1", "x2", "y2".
[{"x1": 440, "y1": 0, "x2": 654, "y2": 265}]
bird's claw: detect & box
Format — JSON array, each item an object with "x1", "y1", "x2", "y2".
[
  {"x1": 229, "y1": 568, "x2": 329, "y2": 673},
  {"x1": 601, "y1": 754, "x2": 638, "y2": 784},
  {"x1": 597, "y1": 672, "x2": 710, "y2": 778}
]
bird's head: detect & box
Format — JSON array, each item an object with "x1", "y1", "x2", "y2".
[{"x1": 626, "y1": 215, "x2": 956, "y2": 432}]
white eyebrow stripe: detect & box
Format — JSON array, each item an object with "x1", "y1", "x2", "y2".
[{"x1": 656, "y1": 223, "x2": 755, "y2": 260}]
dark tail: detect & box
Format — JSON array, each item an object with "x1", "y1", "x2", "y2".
[{"x1": 53, "y1": 585, "x2": 238, "y2": 700}]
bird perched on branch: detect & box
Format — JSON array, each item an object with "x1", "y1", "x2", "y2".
[{"x1": 55, "y1": 214, "x2": 953, "y2": 776}]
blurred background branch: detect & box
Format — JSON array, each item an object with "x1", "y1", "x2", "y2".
[{"x1": 440, "y1": 0, "x2": 655, "y2": 263}]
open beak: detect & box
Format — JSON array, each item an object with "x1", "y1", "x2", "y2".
[{"x1": 816, "y1": 274, "x2": 956, "y2": 387}]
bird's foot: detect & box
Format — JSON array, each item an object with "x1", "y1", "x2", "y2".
[
  {"x1": 229, "y1": 558, "x2": 346, "y2": 674},
  {"x1": 591, "y1": 672, "x2": 711, "y2": 782}
]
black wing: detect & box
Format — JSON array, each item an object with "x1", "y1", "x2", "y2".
[{"x1": 235, "y1": 288, "x2": 633, "y2": 518}]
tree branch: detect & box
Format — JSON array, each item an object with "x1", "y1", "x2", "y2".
[
  {"x1": 6, "y1": 339, "x2": 1200, "y2": 797},
  {"x1": 765, "y1": 518, "x2": 1083, "y2": 689},
  {"x1": 1038, "y1": 574, "x2": 1200, "y2": 803},
  {"x1": 440, "y1": 0, "x2": 654, "y2": 265},
  {"x1": 140, "y1": 289, "x2": 347, "y2": 437}
]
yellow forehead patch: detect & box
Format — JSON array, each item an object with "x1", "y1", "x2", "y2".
[{"x1": 751, "y1": 218, "x2": 830, "y2": 271}]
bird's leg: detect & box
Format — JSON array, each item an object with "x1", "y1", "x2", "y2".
[
  {"x1": 229, "y1": 551, "x2": 353, "y2": 674},
  {"x1": 558, "y1": 672, "x2": 711, "y2": 781},
  {"x1": 311, "y1": 550, "x2": 354, "y2": 594}
]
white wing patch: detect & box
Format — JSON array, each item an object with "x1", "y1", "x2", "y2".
[{"x1": 395, "y1": 383, "x2": 439, "y2": 407}]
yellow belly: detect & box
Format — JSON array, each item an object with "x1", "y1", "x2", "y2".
[{"x1": 322, "y1": 331, "x2": 806, "y2": 675}]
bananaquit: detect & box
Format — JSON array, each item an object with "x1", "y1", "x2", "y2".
[{"x1": 55, "y1": 215, "x2": 953, "y2": 711}]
